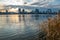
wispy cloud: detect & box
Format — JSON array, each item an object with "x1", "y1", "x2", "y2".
[
  {"x1": 0, "y1": 0, "x2": 24, "y2": 5},
  {"x1": 0, "y1": 0, "x2": 60, "y2": 7}
]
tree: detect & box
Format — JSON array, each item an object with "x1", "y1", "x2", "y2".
[
  {"x1": 46, "y1": 9, "x2": 52, "y2": 14},
  {"x1": 35, "y1": 9, "x2": 39, "y2": 13}
]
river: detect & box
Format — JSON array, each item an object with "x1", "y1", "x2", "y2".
[{"x1": 0, "y1": 14, "x2": 56, "y2": 40}]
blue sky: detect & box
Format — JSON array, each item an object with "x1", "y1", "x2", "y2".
[{"x1": 49, "y1": 0, "x2": 60, "y2": 5}]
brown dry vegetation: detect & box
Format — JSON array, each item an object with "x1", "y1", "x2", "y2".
[{"x1": 40, "y1": 13, "x2": 60, "y2": 40}]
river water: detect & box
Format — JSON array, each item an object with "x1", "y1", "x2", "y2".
[{"x1": 0, "y1": 14, "x2": 56, "y2": 40}]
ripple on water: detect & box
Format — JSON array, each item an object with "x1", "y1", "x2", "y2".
[{"x1": 0, "y1": 22, "x2": 40, "y2": 39}]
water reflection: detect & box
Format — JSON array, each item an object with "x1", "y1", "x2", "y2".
[{"x1": 0, "y1": 14, "x2": 56, "y2": 40}]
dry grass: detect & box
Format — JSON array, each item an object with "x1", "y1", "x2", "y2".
[{"x1": 40, "y1": 13, "x2": 60, "y2": 40}]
